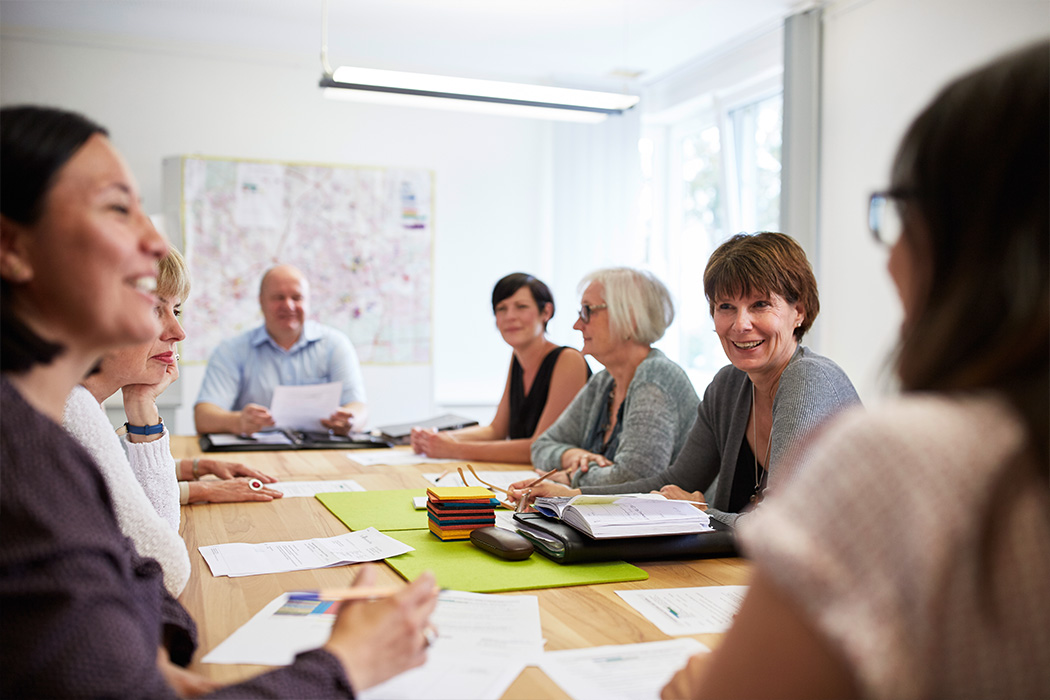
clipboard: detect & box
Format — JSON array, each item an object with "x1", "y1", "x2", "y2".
[
  {"x1": 199, "y1": 429, "x2": 393, "y2": 452},
  {"x1": 375, "y1": 413, "x2": 479, "y2": 444}
]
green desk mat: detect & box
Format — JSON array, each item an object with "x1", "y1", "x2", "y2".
[
  {"x1": 317, "y1": 490, "x2": 648, "y2": 593},
  {"x1": 318, "y1": 489, "x2": 426, "y2": 531},
  {"x1": 383, "y1": 529, "x2": 647, "y2": 593}
]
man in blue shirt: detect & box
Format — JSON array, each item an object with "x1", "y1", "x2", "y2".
[{"x1": 194, "y1": 264, "x2": 368, "y2": 435}]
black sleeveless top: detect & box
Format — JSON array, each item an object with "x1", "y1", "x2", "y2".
[
  {"x1": 728, "y1": 436, "x2": 768, "y2": 513},
  {"x1": 508, "y1": 346, "x2": 588, "y2": 439}
]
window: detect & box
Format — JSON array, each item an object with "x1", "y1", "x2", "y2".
[{"x1": 643, "y1": 89, "x2": 783, "y2": 390}]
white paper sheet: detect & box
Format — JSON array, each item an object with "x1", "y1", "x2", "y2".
[
  {"x1": 272, "y1": 479, "x2": 366, "y2": 498},
  {"x1": 270, "y1": 381, "x2": 342, "y2": 431},
  {"x1": 349, "y1": 452, "x2": 460, "y2": 467},
  {"x1": 204, "y1": 590, "x2": 539, "y2": 700},
  {"x1": 615, "y1": 586, "x2": 748, "y2": 635},
  {"x1": 203, "y1": 593, "x2": 329, "y2": 665},
  {"x1": 424, "y1": 470, "x2": 539, "y2": 492},
  {"x1": 206, "y1": 431, "x2": 294, "y2": 447},
  {"x1": 199, "y1": 527, "x2": 413, "y2": 577},
  {"x1": 539, "y1": 638, "x2": 709, "y2": 700}
]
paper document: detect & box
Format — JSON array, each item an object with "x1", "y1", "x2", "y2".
[
  {"x1": 272, "y1": 479, "x2": 365, "y2": 498},
  {"x1": 203, "y1": 593, "x2": 331, "y2": 665},
  {"x1": 270, "y1": 382, "x2": 341, "y2": 431},
  {"x1": 204, "y1": 589, "x2": 538, "y2": 699},
  {"x1": 539, "y1": 638, "x2": 709, "y2": 700},
  {"x1": 425, "y1": 470, "x2": 538, "y2": 492},
  {"x1": 361, "y1": 590, "x2": 541, "y2": 700},
  {"x1": 350, "y1": 452, "x2": 459, "y2": 467},
  {"x1": 616, "y1": 586, "x2": 749, "y2": 635},
  {"x1": 199, "y1": 527, "x2": 413, "y2": 577}
]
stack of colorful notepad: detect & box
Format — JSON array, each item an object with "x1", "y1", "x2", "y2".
[{"x1": 426, "y1": 486, "x2": 499, "y2": 541}]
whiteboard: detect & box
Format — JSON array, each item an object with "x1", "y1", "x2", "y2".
[{"x1": 163, "y1": 155, "x2": 434, "y2": 367}]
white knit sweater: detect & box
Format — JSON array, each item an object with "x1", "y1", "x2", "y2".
[{"x1": 62, "y1": 385, "x2": 189, "y2": 595}]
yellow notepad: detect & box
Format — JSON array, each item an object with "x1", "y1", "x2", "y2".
[{"x1": 426, "y1": 486, "x2": 494, "y2": 501}]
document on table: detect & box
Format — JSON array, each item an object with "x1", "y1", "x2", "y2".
[
  {"x1": 615, "y1": 586, "x2": 749, "y2": 635},
  {"x1": 424, "y1": 470, "x2": 539, "y2": 492},
  {"x1": 207, "y1": 430, "x2": 294, "y2": 447},
  {"x1": 539, "y1": 638, "x2": 709, "y2": 700},
  {"x1": 270, "y1": 381, "x2": 341, "y2": 432},
  {"x1": 199, "y1": 527, "x2": 413, "y2": 577},
  {"x1": 350, "y1": 451, "x2": 459, "y2": 467},
  {"x1": 361, "y1": 590, "x2": 541, "y2": 700},
  {"x1": 205, "y1": 589, "x2": 540, "y2": 700},
  {"x1": 272, "y1": 479, "x2": 365, "y2": 497}
]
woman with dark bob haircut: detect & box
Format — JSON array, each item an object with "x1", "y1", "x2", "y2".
[
  {"x1": 411, "y1": 272, "x2": 589, "y2": 463},
  {"x1": 0, "y1": 105, "x2": 437, "y2": 697},
  {"x1": 664, "y1": 41, "x2": 1049, "y2": 699},
  {"x1": 513, "y1": 233, "x2": 860, "y2": 527}
]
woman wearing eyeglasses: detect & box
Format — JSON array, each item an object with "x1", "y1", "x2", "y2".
[
  {"x1": 529, "y1": 268, "x2": 700, "y2": 487},
  {"x1": 410, "y1": 272, "x2": 590, "y2": 463},
  {"x1": 663, "y1": 41, "x2": 1049, "y2": 699},
  {"x1": 516, "y1": 233, "x2": 860, "y2": 527}
]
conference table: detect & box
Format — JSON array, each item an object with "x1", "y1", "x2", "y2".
[{"x1": 172, "y1": 437, "x2": 751, "y2": 698}]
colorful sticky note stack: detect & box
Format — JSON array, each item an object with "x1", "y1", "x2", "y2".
[{"x1": 426, "y1": 486, "x2": 499, "y2": 541}]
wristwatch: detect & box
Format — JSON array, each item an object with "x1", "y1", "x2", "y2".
[{"x1": 125, "y1": 417, "x2": 164, "y2": 436}]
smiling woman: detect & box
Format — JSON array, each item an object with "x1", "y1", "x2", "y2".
[
  {"x1": 0, "y1": 105, "x2": 439, "y2": 698},
  {"x1": 511, "y1": 234, "x2": 860, "y2": 527}
]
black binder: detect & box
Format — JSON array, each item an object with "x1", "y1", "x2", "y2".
[
  {"x1": 199, "y1": 429, "x2": 392, "y2": 452},
  {"x1": 513, "y1": 512, "x2": 736, "y2": 564}
]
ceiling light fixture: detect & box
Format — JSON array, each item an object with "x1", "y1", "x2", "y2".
[{"x1": 318, "y1": 1, "x2": 639, "y2": 122}]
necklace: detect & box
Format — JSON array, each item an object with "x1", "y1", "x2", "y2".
[{"x1": 750, "y1": 383, "x2": 773, "y2": 505}]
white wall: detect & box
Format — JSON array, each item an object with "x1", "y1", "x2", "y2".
[
  {"x1": 0, "y1": 28, "x2": 557, "y2": 433},
  {"x1": 817, "y1": 0, "x2": 1048, "y2": 405}
]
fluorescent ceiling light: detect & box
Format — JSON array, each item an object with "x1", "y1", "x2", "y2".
[{"x1": 321, "y1": 66, "x2": 639, "y2": 122}]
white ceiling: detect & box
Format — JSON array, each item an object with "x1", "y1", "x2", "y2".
[{"x1": 0, "y1": 0, "x2": 801, "y2": 89}]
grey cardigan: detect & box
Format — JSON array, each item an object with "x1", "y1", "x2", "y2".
[
  {"x1": 581, "y1": 346, "x2": 861, "y2": 526},
  {"x1": 531, "y1": 348, "x2": 700, "y2": 487}
]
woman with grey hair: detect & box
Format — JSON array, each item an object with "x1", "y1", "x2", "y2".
[{"x1": 529, "y1": 267, "x2": 700, "y2": 487}]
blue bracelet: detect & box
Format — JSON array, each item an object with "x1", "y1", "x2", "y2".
[{"x1": 125, "y1": 419, "x2": 164, "y2": 436}]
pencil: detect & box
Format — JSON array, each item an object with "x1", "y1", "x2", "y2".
[{"x1": 525, "y1": 468, "x2": 558, "y2": 488}]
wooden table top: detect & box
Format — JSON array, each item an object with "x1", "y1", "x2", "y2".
[{"x1": 172, "y1": 437, "x2": 751, "y2": 697}]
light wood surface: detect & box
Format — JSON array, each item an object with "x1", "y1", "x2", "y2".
[{"x1": 173, "y1": 437, "x2": 751, "y2": 696}]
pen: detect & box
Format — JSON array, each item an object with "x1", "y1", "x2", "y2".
[{"x1": 286, "y1": 586, "x2": 400, "y2": 602}]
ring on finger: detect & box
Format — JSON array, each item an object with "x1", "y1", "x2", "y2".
[{"x1": 248, "y1": 478, "x2": 263, "y2": 491}]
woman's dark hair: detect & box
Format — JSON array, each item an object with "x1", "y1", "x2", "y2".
[
  {"x1": 891, "y1": 41, "x2": 1049, "y2": 463},
  {"x1": 491, "y1": 273, "x2": 555, "y2": 329},
  {"x1": 1, "y1": 106, "x2": 108, "y2": 372},
  {"x1": 703, "y1": 231, "x2": 819, "y2": 341}
]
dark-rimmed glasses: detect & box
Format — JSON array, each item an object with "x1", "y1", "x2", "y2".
[
  {"x1": 868, "y1": 189, "x2": 915, "y2": 246},
  {"x1": 577, "y1": 303, "x2": 608, "y2": 324}
]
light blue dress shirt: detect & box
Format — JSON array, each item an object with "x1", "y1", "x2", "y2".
[{"x1": 195, "y1": 320, "x2": 366, "y2": 411}]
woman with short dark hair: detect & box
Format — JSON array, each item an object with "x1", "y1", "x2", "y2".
[{"x1": 410, "y1": 272, "x2": 589, "y2": 463}]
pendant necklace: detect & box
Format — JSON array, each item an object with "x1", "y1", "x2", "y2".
[{"x1": 750, "y1": 383, "x2": 773, "y2": 504}]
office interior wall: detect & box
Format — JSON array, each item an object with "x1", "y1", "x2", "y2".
[
  {"x1": 817, "y1": 0, "x2": 1048, "y2": 405},
  {"x1": 0, "y1": 28, "x2": 552, "y2": 433}
]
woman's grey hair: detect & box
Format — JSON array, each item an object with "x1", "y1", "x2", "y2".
[{"x1": 579, "y1": 267, "x2": 674, "y2": 345}]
